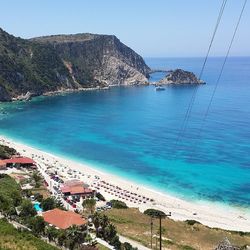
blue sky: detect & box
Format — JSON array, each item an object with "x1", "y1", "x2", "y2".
[{"x1": 1, "y1": 0, "x2": 249, "y2": 57}]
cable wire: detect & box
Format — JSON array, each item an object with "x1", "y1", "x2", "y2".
[
  {"x1": 188, "y1": 0, "x2": 248, "y2": 159},
  {"x1": 170, "y1": 0, "x2": 228, "y2": 160}
]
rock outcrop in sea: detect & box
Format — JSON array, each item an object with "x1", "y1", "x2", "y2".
[
  {"x1": 0, "y1": 28, "x2": 150, "y2": 102},
  {"x1": 158, "y1": 69, "x2": 205, "y2": 85}
]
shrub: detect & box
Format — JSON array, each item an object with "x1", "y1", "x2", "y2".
[
  {"x1": 19, "y1": 199, "x2": 37, "y2": 218},
  {"x1": 185, "y1": 220, "x2": 201, "y2": 226},
  {"x1": 110, "y1": 200, "x2": 128, "y2": 209},
  {"x1": 82, "y1": 198, "x2": 96, "y2": 214},
  {"x1": 96, "y1": 192, "x2": 105, "y2": 201},
  {"x1": 181, "y1": 245, "x2": 196, "y2": 250},
  {"x1": 41, "y1": 197, "x2": 56, "y2": 211},
  {"x1": 28, "y1": 216, "x2": 45, "y2": 236},
  {"x1": 0, "y1": 144, "x2": 17, "y2": 159}
]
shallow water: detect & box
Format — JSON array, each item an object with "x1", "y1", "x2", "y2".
[{"x1": 1, "y1": 57, "x2": 250, "y2": 207}]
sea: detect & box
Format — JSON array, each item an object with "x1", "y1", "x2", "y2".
[{"x1": 0, "y1": 57, "x2": 250, "y2": 208}]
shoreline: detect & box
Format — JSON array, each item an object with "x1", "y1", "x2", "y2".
[
  {"x1": 2, "y1": 82, "x2": 149, "y2": 103},
  {"x1": 1, "y1": 134, "x2": 250, "y2": 232}
]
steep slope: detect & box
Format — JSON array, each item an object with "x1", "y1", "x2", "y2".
[
  {"x1": 0, "y1": 28, "x2": 77, "y2": 101},
  {"x1": 31, "y1": 33, "x2": 150, "y2": 86},
  {"x1": 0, "y1": 28, "x2": 150, "y2": 102}
]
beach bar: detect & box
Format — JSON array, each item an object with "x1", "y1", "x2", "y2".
[
  {"x1": 61, "y1": 179, "x2": 95, "y2": 198},
  {"x1": 2, "y1": 157, "x2": 36, "y2": 169},
  {"x1": 0, "y1": 160, "x2": 7, "y2": 170}
]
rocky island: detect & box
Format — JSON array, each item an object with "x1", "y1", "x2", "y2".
[
  {"x1": 157, "y1": 69, "x2": 205, "y2": 85},
  {"x1": 0, "y1": 28, "x2": 150, "y2": 102}
]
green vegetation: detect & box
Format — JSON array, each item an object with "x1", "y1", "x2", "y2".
[
  {"x1": 185, "y1": 220, "x2": 201, "y2": 226},
  {"x1": 40, "y1": 197, "x2": 57, "y2": 211},
  {"x1": 28, "y1": 216, "x2": 46, "y2": 236},
  {"x1": 0, "y1": 144, "x2": 17, "y2": 159},
  {"x1": 110, "y1": 200, "x2": 128, "y2": 209},
  {"x1": 0, "y1": 218, "x2": 58, "y2": 250},
  {"x1": 96, "y1": 192, "x2": 106, "y2": 201},
  {"x1": 32, "y1": 172, "x2": 42, "y2": 188},
  {"x1": 103, "y1": 208, "x2": 250, "y2": 250},
  {"x1": 0, "y1": 174, "x2": 97, "y2": 249},
  {"x1": 82, "y1": 198, "x2": 96, "y2": 215},
  {"x1": 96, "y1": 243, "x2": 110, "y2": 250},
  {"x1": 0, "y1": 27, "x2": 72, "y2": 101},
  {"x1": 0, "y1": 27, "x2": 150, "y2": 101},
  {"x1": 92, "y1": 213, "x2": 137, "y2": 250},
  {"x1": 143, "y1": 208, "x2": 166, "y2": 217},
  {"x1": 0, "y1": 174, "x2": 22, "y2": 217},
  {"x1": 19, "y1": 199, "x2": 37, "y2": 218}
]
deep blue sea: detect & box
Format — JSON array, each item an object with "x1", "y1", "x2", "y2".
[{"x1": 1, "y1": 57, "x2": 250, "y2": 208}]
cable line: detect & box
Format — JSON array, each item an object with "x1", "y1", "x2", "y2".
[
  {"x1": 170, "y1": 0, "x2": 227, "y2": 160},
  {"x1": 188, "y1": 0, "x2": 248, "y2": 159}
]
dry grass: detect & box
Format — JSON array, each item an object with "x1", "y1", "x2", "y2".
[
  {"x1": 104, "y1": 208, "x2": 250, "y2": 250},
  {"x1": 97, "y1": 243, "x2": 110, "y2": 250},
  {"x1": 0, "y1": 235, "x2": 37, "y2": 250}
]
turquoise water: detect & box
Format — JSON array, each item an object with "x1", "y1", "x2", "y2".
[
  {"x1": 34, "y1": 202, "x2": 43, "y2": 212},
  {"x1": 0, "y1": 57, "x2": 250, "y2": 208}
]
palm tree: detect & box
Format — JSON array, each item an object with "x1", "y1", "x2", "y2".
[
  {"x1": 82, "y1": 198, "x2": 96, "y2": 215},
  {"x1": 66, "y1": 225, "x2": 87, "y2": 250},
  {"x1": 103, "y1": 223, "x2": 117, "y2": 242},
  {"x1": 100, "y1": 214, "x2": 109, "y2": 229},
  {"x1": 46, "y1": 226, "x2": 59, "y2": 242},
  {"x1": 32, "y1": 172, "x2": 42, "y2": 188}
]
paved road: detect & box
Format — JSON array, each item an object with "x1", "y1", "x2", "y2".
[
  {"x1": 95, "y1": 237, "x2": 115, "y2": 249},
  {"x1": 93, "y1": 234, "x2": 151, "y2": 250},
  {"x1": 119, "y1": 235, "x2": 151, "y2": 250}
]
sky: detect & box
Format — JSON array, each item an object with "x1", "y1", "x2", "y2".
[{"x1": 0, "y1": 0, "x2": 249, "y2": 57}]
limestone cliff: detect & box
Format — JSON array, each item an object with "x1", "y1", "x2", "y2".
[
  {"x1": 31, "y1": 34, "x2": 150, "y2": 86},
  {"x1": 0, "y1": 28, "x2": 150, "y2": 102}
]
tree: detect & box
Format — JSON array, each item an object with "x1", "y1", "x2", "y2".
[
  {"x1": 19, "y1": 199, "x2": 37, "y2": 218},
  {"x1": 22, "y1": 189, "x2": 32, "y2": 198},
  {"x1": 10, "y1": 190, "x2": 22, "y2": 207},
  {"x1": 34, "y1": 193, "x2": 43, "y2": 202},
  {"x1": 110, "y1": 200, "x2": 128, "y2": 209},
  {"x1": 28, "y1": 216, "x2": 45, "y2": 235},
  {"x1": 41, "y1": 197, "x2": 56, "y2": 211},
  {"x1": 46, "y1": 226, "x2": 59, "y2": 242},
  {"x1": 82, "y1": 198, "x2": 96, "y2": 215},
  {"x1": 110, "y1": 235, "x2": 121, "y2": 249},
  {"x1": 57, "y1": 230, "x2": 67, "y2": 247},
  {"x1": 66, "y1": 225, "x2": 87, "y2": 250},
  {"x1": 103, "y1": 223, "x2": 117, "y2": 242},
  {"x1": 143, "y1": 209, "x2": 166, "y2": 218},
  {"x1": 0, "y1": 194, "x2": 12, "y2": 215},
  {"x1": 122, "y1": 242, "x2": 138, "y2": 250},
  {"x1": 32, "y1": 172, "x2": 42, "y2": 188},
  {"x1": 0, "y1": 145, "x2": 17, "y2": 159},
  {"x1": 96, "y1": 192, "x2": 105, "y2": 201}
]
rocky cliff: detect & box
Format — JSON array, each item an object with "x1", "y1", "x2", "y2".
[
  {"x1": 0, "y1": 28, "x2": 150, "y2": 101},
  {"x1": 31, "y1": 34, "x2": 150, "y2": 86},
  {"x1": 158, "y1": 69, "x2": 205, "y2": 85}
]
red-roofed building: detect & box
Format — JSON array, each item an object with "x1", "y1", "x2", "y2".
[
  {"x1": 61, "y1": 180, "x2": 95, "y2": 198},
  {"x1": 3, "y1": 157, "x2": 36, "y2": 169},
  {"x1": 0, "y1": 160, "x2": 7, "y2": 170},
  {"x1": 42, "y1": 208, "x2": 87, "y2": 229}
]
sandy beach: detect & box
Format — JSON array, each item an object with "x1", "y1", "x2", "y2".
[{"x1": 1, "y1": 134, "x2": 250, "y2": 232}]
